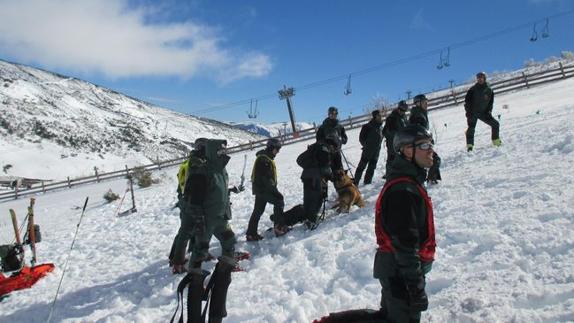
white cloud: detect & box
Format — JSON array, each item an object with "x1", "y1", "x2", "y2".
[{"x1": 0, "y1": 0, "x2": 272, "y2": 81}]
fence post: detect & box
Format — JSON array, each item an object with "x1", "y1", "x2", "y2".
[
  {"x1": 348, "y1": 116, "x2": 353, "y2": 128},
  {"x1": 157, "y1": 157, "x2": 162, "y2": 170},
  {"x1": 125, "y1": 165, "x2": 130, "y2": 176},
  {"x1": 559, "y1": 62, "x2": 566, "y2": 78},
  {"x1": 313, "y1": 122, "x2": 317, "y2": 133},
  {"x1": 41, "y1": 181, "x2": 45, "y2": 193},
  {"x1": 522, "y1": 72, "x2": 529, "y2": 88},
  {"x1": 451, "y1": 90, "x2": 458, "y2": 104},
  {"x1": 67, "y1": 176, "x2": 71, "y2": 188},
  {"x1": 14, "y1": 184, "x2": 19, "y2": 200},
  {"x1": 94, "y1": 166, "x2": 100, "y2": 183}
]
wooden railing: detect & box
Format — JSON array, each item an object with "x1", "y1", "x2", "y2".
[{"x1": 2, "y1": 62, "x2": 573, "y2": 201}]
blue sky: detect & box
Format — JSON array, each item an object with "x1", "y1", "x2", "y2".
[{"x1": 1, "y1": 0, "x2": 573, "y2": 124}]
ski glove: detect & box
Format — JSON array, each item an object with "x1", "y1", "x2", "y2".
[
  {"x1": 406, "y1": 276, "x2": 428, "y2": 312},
  {"x1": 192, "y1": 214, "x2": 206, "y2": 236}
]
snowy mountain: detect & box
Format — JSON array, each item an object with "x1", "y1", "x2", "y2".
[
  {"x1": 1, "y1": 73, "x2": 573, "y2": 322},
  {"x1": 231, "y1": 121, "x2": 316, "y2": 137},
  {"x1": 0, "y1": 59, "x2": 265, "y2": 180}
]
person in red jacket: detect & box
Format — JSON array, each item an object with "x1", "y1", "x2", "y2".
[{"x1": 373, "y1": 124, "x2": 436, "y2": 323}]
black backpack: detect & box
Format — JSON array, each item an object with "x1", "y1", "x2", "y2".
[{"x1": 297, "y1": 144, "x2": 318, "y2": 168}]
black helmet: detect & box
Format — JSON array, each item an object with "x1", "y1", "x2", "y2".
[
  {"x1": 328, "y1": 106, "x2": 338, "y2": 114},
  {"x1": 371, "y1": 109, "x2": 381, "y2": 118},
  {"x1": 393, "y1": 124, "x2": 432, "y2": 153},
  {"x1": 398, "y1": 100, "x2": 408, "y2": 111},
  {"x1": 476, "y1": 71, "x2": 487, "y2": 79},
  {"x1": 194, "y1": 137, "x2": 208, "y2": 150},
  {"x1": 266, "y1": 138, "x2": 282, "y2": 150},
  {"x1": 413, "y1": 94, "x2": 428, "y2": 104}
]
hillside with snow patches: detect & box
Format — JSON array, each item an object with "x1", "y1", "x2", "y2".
[
  {"x1": 0, "y1": 59, "x2": 265, "y2": 180},
  {"x1": 231, "y1": 121, "x2": 316, "y2": 138},
  {"x1": 0, "y1": 73, "x2": 573, "y2": 322}
]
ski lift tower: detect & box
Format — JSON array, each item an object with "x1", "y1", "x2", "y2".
[{"x1": 278, "y1": 85, "x2": 299, "y2": 138}]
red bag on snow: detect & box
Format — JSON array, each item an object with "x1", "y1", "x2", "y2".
[{"x1": 0, "y1": 264, "x2": 55, "y2": 297}]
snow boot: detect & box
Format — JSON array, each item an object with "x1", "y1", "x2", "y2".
[
  {"x1": 492, "y1": 138, "x2": 502, "y2": 147},
  {"x1": 246, "y1": 233, "x2": 263, "y2": 242}
]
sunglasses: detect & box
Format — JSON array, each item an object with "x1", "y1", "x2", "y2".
[{"x1": 415, "y1": 142, "x2": 434, "y2": 150}]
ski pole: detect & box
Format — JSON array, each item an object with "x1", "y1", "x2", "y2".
[{"x1": 47, "y1": 196, "x2": 89, "y2": 323}]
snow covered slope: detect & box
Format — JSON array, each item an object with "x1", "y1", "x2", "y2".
[
  {"x1": 0, "y1": 76, "x2": 573, "y2": 322},
  {"x1": 231, "y1": 121, "x2": 315, "y2": 137},
  {"x1": 0, "y1": 59, "x2": 265, "y2": 180}
]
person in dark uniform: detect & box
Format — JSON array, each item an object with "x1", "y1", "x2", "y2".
[
  {"x1": 409, "y1": 94, "x2": 441, "y2": 184},
  {"x1": 246, "y1": 138, "x2": 288, "y2": 240},
  {"x1": 382, "y1": 100, "x2": 409, "y2": 178},
  {"x1": 464, "y1": 71, "x2": 501, "y2": 151},
  {"x1": 373, "y1": 124, "x2": 437, "y2": 323},
  {"x1": 316, "y1": 106, "x2": 348, "y2": 174},
  {"x1": 354, "y1": 109, "x2": 383, "y2": 185},
  {"x1": 173, "y1": 139, "x2": 237, "y2": 323}
]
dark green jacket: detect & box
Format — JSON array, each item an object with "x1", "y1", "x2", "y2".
[
  {"x1": 373, "y1": 156, "x2": 432, "y2": 283},
  {"x1": 182, "y1": 139, "x2": 231, "y2": 219},
  {"x1": 383, "y1": 109, "x2": 408, "y2": 151},
  {"x1": 251, "y1": 148, "x2": 281, "y2": 197},
  {"x1": 464, "y1": 82, "x2": 494, "y2": 115},
  {"x1": 316, "y1": 118, "x2": 348, "y2": 149},
  {"x1": 359, "y1": 119, "x2": 383, "y2": 159},
  {"x1": 408, "y1": 105, "x2": 429, "y2": 130}
]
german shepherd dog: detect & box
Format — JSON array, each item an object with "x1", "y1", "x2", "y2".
[{"x1": 332, "y1": 169, "x2": 365, "y2": 213}]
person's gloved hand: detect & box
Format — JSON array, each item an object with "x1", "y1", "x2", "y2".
[{"x1": 406, "y1": 276, "x2": 428, "y2": 311}]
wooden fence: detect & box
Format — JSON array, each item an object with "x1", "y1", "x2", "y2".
[{"x1": 2, "y1": 62, "x2": 573, "y2": 201}]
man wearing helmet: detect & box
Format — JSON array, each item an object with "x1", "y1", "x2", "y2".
[
  {"x1": 464, "y1": 72, "x2": 501, "y2": 151},
  {"x1": 409, "y1": 94, "x2": 441, "y2": 184},
  {"x1": 382, "y1": 100, "x2": 409, "y2": 178},
  {"x1": 247, "y1": 138, "x2": 288, "y2": 239},
  {"x1": 373, "y1": 124, "x2": 437, "y2": 323}
]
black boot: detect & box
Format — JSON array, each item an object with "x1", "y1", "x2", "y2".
[
  {"x1": 187, "y1": 268, "x2": 206, "y2": 323},
  {"x1": 208, "y1": 256, "x2": 235, "y2": 322}
]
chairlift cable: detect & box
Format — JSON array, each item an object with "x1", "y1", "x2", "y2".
[{"x1": 190, "y1": 9, "x2": 574, "y2": 116}]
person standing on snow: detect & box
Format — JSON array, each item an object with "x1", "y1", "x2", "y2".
[
  {"x1": 382, "y1": 100, "x2": 409, "y2": 178},
  {"x1": 373, "y1": 124, "x2": 437, "y2": 323},
  {"x1": 354, "y1": 109, "x2": 383, "y2": 186},
  {"x1": 464, "y1": 71, "x2": 501, "y2": 151},
  {"x1": 172, "y1": 139, "x2": 237, "y2": 323},
  {"x1": 246, "y1": 138, "x2": 289, "y2": 240},
  {"x1": 409, "y1": 94, "x2": 441, "y2": 184},
  {"x1": 316, "y1": 106, "x2": 348, "y2": 174},
  {"x1": 169, "y1": 137, "x2": 208, "y2": 270}
]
